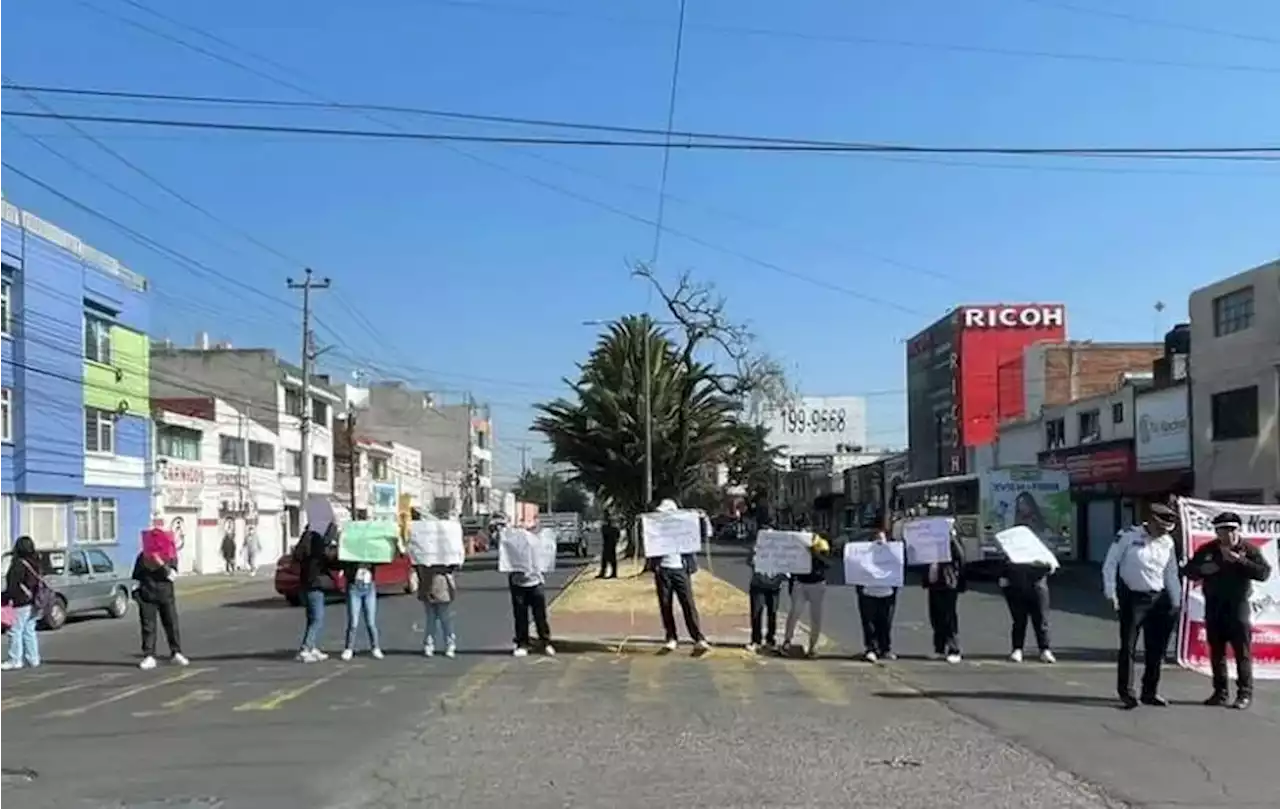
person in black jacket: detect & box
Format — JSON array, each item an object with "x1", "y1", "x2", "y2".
[
  {"x1": 999, "y1": 555, "x2": 1056, "y2": 664},
  {"x1": 132, "y1": 548, "x2": 188, "y2": 670},
  {"x1": 598, "y1": 513, "x2": 621, "y2": 579},
  {"x1": 643, "y1": 497, "x2": 709, "y2": 654},
  {"x1": 3, "y1": 536, "x2": 44, "y2": 671},
  {"x1": 922, "y1": 529, "x2": 967, "y2": 663},
  {"x1": 1183, "y1": 511, "x2": 1272, "y2": 710},
  {"x1": 296, "y1": 528, "x2": 339, "y2": 663}
]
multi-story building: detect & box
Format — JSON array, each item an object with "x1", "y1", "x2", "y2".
[
  {"x1": 1, "y1": 201, "x2": 152, "y2": 566},
  {"x1": 333, "y1": 428, "x2": 425, "y2": 521},
  {"x1": 150, "y1": 340, "x2": 342, "y2": 538},
  {"x1": 998, "y1": 341, "x2": 1165, "y2": 423}
]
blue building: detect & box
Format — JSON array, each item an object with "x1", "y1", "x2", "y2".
[{"x1": 1, "y1": 200, "x2": 153, "y2": 570}]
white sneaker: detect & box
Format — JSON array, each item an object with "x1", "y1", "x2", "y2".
[
  {"x1": 371, "y1": 648, "x2": 385, "y2": 660},
  {"x1": 423, "y1": 641, "x2": 435, "y2": 658},
  {"x1": 864, "y1": 651, "x2": 879, "y2": 663},
  {"x1": 543, "y1": 644, "x2": 556, "y2": 657},
  {"x1": 445, "y1": 644, "x2": 456, "y2": 659},
  {"x1": 1040, "y1": 649, "x2": 1057, "y2": 664},
  {"x1": 946, "y1": 653, "x2": 963, "y2": 664},
  {"x1": 927, "y1": 652, "x2": 943, "y2": 661},
  {"x1": 312, "y1": 650, "x2": 329, "y2": 662},
  {"x1": 512, "y1": 647, "x2": 529, "y2": 658},
  {"x1": 340, "y1": 649, "x2": 354, "y2": 662},
  {"x1": 696, "y1": 639, "x2": 712, "y2": 652},
  {"x1": 296, "y1": 650, "x2": 314, "y2": 663},
  {"x1": 1, "y1": 661, "x2": 22, "y2": 671},
  {"x1": 1009, "y1": 649, "x2": 1024, "y2": 663},
  {"x1": 662, "y1": 640, "x2": 678, "y2": 652},
  {"x1": 883, "y1": 652, "x2": 898, "y2": 661},
  {"x1": 139, "y1": 656, "x2": 157, "y2": 670},
  {"x1": 172, "y1": 653, "x2": 190, "y2": 667},
  {"x1": 745, "y1": 643, "x2": 759, "y2": 654}
]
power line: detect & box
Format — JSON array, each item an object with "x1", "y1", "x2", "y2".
[
  {"x1": 1016, "y1": 0, "x2": 1280, "y2": 47},
  {"x1": 648, "y1": 0, "x2": 688, "y2": 267}
]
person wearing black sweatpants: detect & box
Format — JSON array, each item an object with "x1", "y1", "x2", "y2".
[
  {"x1": 132, "y1": 553, "x2": 187, "y2": 670},
  {"x1": 857, "y1": 586, "x2": 898, "y2": 661},
  {"x1": 509, "y1": 570, "x2": 554, "y2": 657},
  {"x1": 598, "y1": 515, "x2": 620, "y2": 579},
  {"x1": 1000, "y1": 560, "x2": 1055, "y2": 663},
  {"x1": 922, "y1": 533, "x2": 967, "y2": 663}
]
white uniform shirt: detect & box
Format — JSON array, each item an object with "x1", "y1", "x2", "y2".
[{"x1": 1101, "y1": 528, "x2": 1181, "y2": 607}]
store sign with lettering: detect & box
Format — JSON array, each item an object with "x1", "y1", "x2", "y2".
[
  {"x1": 961, "y1": 305, "x2": 1066, "y2": 330},
  {"x1": 1136, "y1": 387, "x2": 1190, "y2": 471},
  {"x1": 1039, "y1": 444, "x2": 1133, "y2": 485},
  {"x1": 163, "y1": 464, "x2": 205, "y2": 485}
]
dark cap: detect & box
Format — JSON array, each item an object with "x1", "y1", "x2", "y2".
[
  {"x1": 1148, "y1": 502, "x2": 1177, "y2": 526},
  {"x1": 1212, "y1": 511, "x2": 1243, "y2": 529}
]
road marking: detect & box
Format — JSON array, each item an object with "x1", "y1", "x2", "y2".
[
  {"x1": 626, "y1": 655, "x2": 670, "y2": 703},
  {"x1": 440, "y1": 659, "x2": 511, "y2": 710},
  {"x1": 2, "y1": 672, "x2": 127, "y2": 712},
  {"x1": 533, "y1": 655, "x2": 595, "y2": 704},
  {"x1": 233, "y1": 666, "x2": 355, "y2": 712},
  {"x1": 132, "y1": 688, "x2": 220, "y2": 717},
  {"x1": 708, "y1": 658, "x2": 754, "y2": 703},
  {"x1": 782, "y1": 661, "x2": 850, "y2": 706},
  {"x1": 43, "y1": 669, "x2": 212, "y2": 718}
]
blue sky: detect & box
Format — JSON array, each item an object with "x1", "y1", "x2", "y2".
[{"x1": 4, "y1": 0, "x2": 1278, "y2": 485}]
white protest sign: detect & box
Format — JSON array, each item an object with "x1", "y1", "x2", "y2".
[
  {"x1": 536, "y1": 528, "x2": 558, "y2": 573},
  {"x1": 499, "y1": 528, "x2": 535, "y2": 573},
  {"x1": 994, "y1": 525, "x2": 1059, "y2": 570},
  {"x1": 305, "y1": 494, "x2": 337, "y2": 537},
  {"x1": 407, "y1": 518, "x2": 465, "y2": 567},
  {"x1": 753, "y1": 530, "x2": 813, "y2": 575},
  {"x1": 903, "y1": 517, "x2": 953, "y2": 565},
  {"x1": 844, "y1": 541, "x2": 905, "y2": 588},
  {"x1": 641, "y1": 509, "x2": 702, "y2": 557}
]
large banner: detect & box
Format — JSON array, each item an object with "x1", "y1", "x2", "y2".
[{"x1": 1176, "y1": 497, "x2": 1280, "y2": 680}]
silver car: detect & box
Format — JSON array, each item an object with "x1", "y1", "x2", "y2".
[{"x1": 2, "y1": 548, "x2": 133, "y2": 630}]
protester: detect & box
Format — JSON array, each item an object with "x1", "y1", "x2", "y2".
[
  {"x1": 1101, "y1": 501, "x2": 1181, "y2": 709},
  {"x1": 2, "y1": 536, "x2": 45, "y2": 671},
  {"x1": 745, "y1": 513, "x2": 786, "y2": 653},
  {"x1": 340, "y1": 560, "x2": 384, "y2": 661},
  {"x1": 644, "y1": 496, "x2": 710, "y2": 653},
  {"x1": 296, "y1": 528, "x2": 338, "y2": 663},
  {"x1": 132, "y1": 544, "x2": 188, "y2": 670},
  {"x1": 419, "y1": 561, "x2": 459, "y2": 658},
  {"x1": 783, "y1": 516, "x2": 829, "y2": 658},
  {"x1": 999, "y1": 553, "x2": 1056, "y2": 664},
  {"x1": 509, "y1": 560, "x2": 555, "y2": 657},
  {"x1": 922, "y1": 526, "x2": 967, "y2": 664},
  {"x1": 856, "y1": 529, "x2": 898, "y2": 663},
  {"x1": 1183, "y1": 511, "x2": 1272, "y2": 710},
  {"x1": 598, "y1": 513, "x2": 621, "y2": 579}
]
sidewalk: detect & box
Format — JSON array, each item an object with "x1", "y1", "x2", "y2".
[{"x1": 174, "y1": 568, "x2": 270, "y2": 597}]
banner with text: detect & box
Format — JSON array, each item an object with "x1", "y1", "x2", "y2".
[
  {"x1": 499, "y1": 528, "x2": 556, "y2": 574},
  {"x1": 752, "y1": 530, "x2": 813, "y2": 576},
  {"x1": 844, "y1": 541, "x2": 905, "y2": 588},
  {"x1": 641, "y1": 510, "x2": 703, "y2": 557},
  {"x1": 407, "y1": 518, "x2": 465, "y2": 567},
  {"x1": 339, "y1": 520, "x2": 399, "y2": 564}
]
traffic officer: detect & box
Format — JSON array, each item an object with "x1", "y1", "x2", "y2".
[
  {"x1": 1101, "y1": 502, "x2": 1181, "y2": 709},
  {"x1": 1183, "y1": 511, "x2": 1272, "y2": 710}
]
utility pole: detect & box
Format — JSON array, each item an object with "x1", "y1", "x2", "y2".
[
  {"x1": 518, "y1": 444, "x2": 529, "y2": 476},
  {"x1": 462, "y1": 393, "x2": 475, "y2": 518},
  {"x1": 545, "y1": 464, "x2": 554, "y2": 514},
  {"x1": 346, "y1": 410, "x2": 358, "y2": 517},
  {"x1": 642, "y1": 315, "x2": 653, "y2": 508},
  {"x1": 287, "y1": 269, "x2": 330, "y2": 518}
]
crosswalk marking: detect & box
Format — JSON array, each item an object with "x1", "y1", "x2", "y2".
[
  {"x1": 782, "y1": 660, "x2": 850, "y2": 705},
  {"x1": 441, "y1": 660, "x2": 510, "y2": 710},
  {"x1": 43, "y1": 669, "x2": 212, "y2": 718},
  {"x1": 133, "y1": 688, "x2": 221, "y2": 717},
  {"x1": 2, "y1": 672, "x2": 128, "y2": 711},
  {"x1": 233, "y1": 667, "x2": 354, "y2": 712},
  {"x1": 532, "y1": 656, "x2": 594, "y2": 704},
  {"x1": 626, "y1": 654, "x2": 671, "y2": 703},
  {"x1": 708, "y1": 658, "x2": 756, "y2": 703}
]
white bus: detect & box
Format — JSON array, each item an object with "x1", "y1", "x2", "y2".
[{"x1": 894, "y1": 474, "x2": 982, "y2": 564}]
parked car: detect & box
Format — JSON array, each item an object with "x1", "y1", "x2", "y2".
[
  {"x1": 0, "y1": 548, "x2": 132, "y2": 630},
  {"x1": 273, "y1": 545, "x2": 419, "y2": 606}
]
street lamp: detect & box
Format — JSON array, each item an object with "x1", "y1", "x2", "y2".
[{"x1": 581, "y1": 316, "x2": 680, "y2": 508}]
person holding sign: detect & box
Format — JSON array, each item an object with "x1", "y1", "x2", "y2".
[
  {"x1": 295, "y1": 527, "x2": 340, "y2": 663},
  {"x1": 1183, "y1": 511, "x2": 1272, "y2": 710},
  {"x1": 339, "y1": 558, "x2": 384, "y2": 662},
  {"x1": 503, "y1": 528, "x2": 556, "y2": 658},
  {"x1": 856, "y1": 529, "x2": 900, "y2": 662},
  {"x1": 642, "y1": 497, "x2": 710, "y2": 653},
  {"x1": 745, "y1": 513, "x2": 788, "y2": 653},
  {"x1": 132, "y1": 530, "x2": 188, "y2": 670},
  {"x1": 409, "y1": 509, "x2": 464, "y2": 658},
  {"x1": 783, "y1": 516, "x2": 830, "y2": 659},
  {"x1": 921, "y1": 526, "x2": 967, "y2": 664},
  {"x1": 995, "y1": 527, "x2": 1057, "y2": 664},
  {"x1": 1101, "y1": 502, "x2": 1181, "y2": 709}
]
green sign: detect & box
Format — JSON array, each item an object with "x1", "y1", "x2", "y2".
[{"x1": 339, "y1": 520, "x2": 399, "y2": 563}]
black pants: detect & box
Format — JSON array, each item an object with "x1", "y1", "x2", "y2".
[
  {"x1": 599, "y1": 540, "x2": 618, "y2": 578},
  {"x1": 139, "y1": 596, "x2": 182, "y2": 657},
  {"x1": 1004, "y1": 581, "x2": 1051, "y2": 652},
  {"x1": 1116, "y1": 587, "x2": 1175, "y2": 699},
  {"x1": 748, "y1": 585, "x2": 780, "y2": 645},
  {"x1": 1205, "y1": 599, "x2": 1253, "y2": 698},
  {"x1": 654, "y1": 567, "x2": 704, "y2": 642},
  {"x1": 858, "y1": 591, "x2": 896, "y2": 655},
  {"x1": 926, "y1": 588, "x2": 960, "y2": 655},
  {"x1": 510, "y1": 584, "x2": 551, "y2": 648}
]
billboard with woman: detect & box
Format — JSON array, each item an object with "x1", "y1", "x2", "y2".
[{"x1": 980, "y1": 467, "x2": 1074, "y2": 559}]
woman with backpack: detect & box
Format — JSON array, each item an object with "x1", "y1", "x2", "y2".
[{"x1": 3, "y1": 536, "x2": 46, "y2": 671}]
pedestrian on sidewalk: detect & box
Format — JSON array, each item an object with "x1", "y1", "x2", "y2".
[
  {"x1": 857, "y1": 529, "x2": 899, "y2": 663},
  {"x1": 783, "y1": 516, "x2": 830, "y2": 658},
  {"x1": 1101, "y1": 501, "x2": 1181, "y2": 709},
  {"x1": 296, "y1": 528, "x2": 339, "y2": 663},
  {"x1": 598, "y1": 513, "x2": 620, "y2": 579},
  {"x1": 1183, "y1": 510, "x2": 1271, "y2": 710},
  {"x1": 922, "y1": 526, "x2": 967, "y2": 664},
  {"x1": 340, "y1": 560, "x2": 384, "y2": 661},
  {"x1": 2, "y1": 536, "x2": 46, "y2": 671},
  {"x1": 243, "y1": 526, "x2": 261, "y2": 576},
  {"x1": 509, "y1": 565, "x2": 555, "y2": 657},
  {"x1": 419, "y1": 562, "x2": 459, "y2": 658},
  {"x1": 999, "y1": 553, "x2": 1056, "y2": 664},
  {"x1": 132, "y1": 545, "x2": 189, "y2": 670},
  {"x1": 221, "y1": 521, "x2": 238, "y2": 574},
  {"x1": 745, "y1": 513, "x2": 785, "y2": 654},
  {"x1": 643, "y1": 496, "x2": 710, "y2": 654}
]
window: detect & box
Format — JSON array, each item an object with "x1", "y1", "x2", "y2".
[
  {"x1": 157, "y1": 424, "x2": 201, "y2": 461},
  {"x1": 1213, "y1": 286, "x2": 1254, "y2": 337},
  {"x1": 87, "y1": 548, "x2": 115, "y2": 574},
  {"x1": 21, "y1": 499, "x2": 66, "y2": 549},
  {"x1": 1211, "y1": 386, "x2": 1259, "y2": 441},
  {"x1": 475, "y1": 429, "x2": 489, "y2": 450},
  {"x1": 84, "y1": 313, "x2": 113, "y2": 364},
  {"x1": 248, "y1": 440, "x2": 275, "y2": 470},
  {"x1": 284, "y1": 388, "x2": 304, "y2": 417},
  {"x1": 1045, "y1": 417, "x2": 1066, "y2": 449},
  {"x1": 369, "y1": 456, "x2": 389, "y2": 481},
  {"x1": 1112, "y1": 402, "x2": 1124, "y2": 424},
  {"x1": 74, "y1": 497, "x2": 118, "y2": 544},
  {"x1": 311, "y1": 398, "x2": 329, "y2": 427},
  {"x1": 1078, "y1": 410, "x2": 1101, "y2": 443},
  {"x1": 1, "y1": 387, "x2": 11, "y2": 443},
  {"x1": 1, "y1": 494, "x2": 11, "y2": 549},
  {"x1": 68, "y1": 551, "x2": 90, "y2": 576},
  {"x1": 312, "y1": 454, "x2": 329, "y2": 481},
  {"x1": 1, "y1": 277, "x2": 11, "y2": 336},
  {"x1": 287, "y1": 449, "x2": 303, "y2": 477},
  {"x1": 476, "y1": 459, "x2": 491, "y2": 479},
  {"x1": 84, "y1": 407, "x2": 115, "y2": 454},
  {"x1": 219, "y1": 435, "x2": 246, "y2": 466}
]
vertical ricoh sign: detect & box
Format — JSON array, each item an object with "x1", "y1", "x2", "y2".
[{"x1": 960, "y1": 304, "x2": 1066, "y2": 331}]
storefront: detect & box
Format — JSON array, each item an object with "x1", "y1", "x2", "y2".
[
  {"x1": 158, "y1": 461, "x2": 206, "y2": 574},
  {"x1": 212, "y1": 469, "x2": 285, "y2": 569},
  {"x1": 1038, "y1": 440, "x2": 1137, "y2": 563},
  {"x1": 1132, "y1": 385, "x2": 1193, "y2": 501}
]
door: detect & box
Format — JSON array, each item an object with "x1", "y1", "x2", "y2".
[
  {"x1": 1086, "y1": 499, "x2": 1117, "y2": 563},
  {"x1": 85, "y1": 548, "x2": 121, "y2": 608},
  {"x1": 62, "y1": 551, "x2": 95, "y2": 613}
]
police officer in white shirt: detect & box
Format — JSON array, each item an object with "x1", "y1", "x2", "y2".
[{"x1": 1101, "y1": 502, "x2": 1181, "y2": 710}]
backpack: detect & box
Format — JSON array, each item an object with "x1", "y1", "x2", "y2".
[{"x1": 22, "y1": 560, "x2": 56, "y2": 617}]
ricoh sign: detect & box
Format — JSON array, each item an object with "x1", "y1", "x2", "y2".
[{"x1": 961, "y1": 305, "x2": 1066, "y2": 330}]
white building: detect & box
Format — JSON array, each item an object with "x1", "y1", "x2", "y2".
[
  {"x1": 336, "y1": 435, "x2": 425, "y2": 520},
  {"x1": 152, "y1": 397, "x2": 287, "y2": 574}
]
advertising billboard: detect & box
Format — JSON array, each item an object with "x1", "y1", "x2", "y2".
[
  {"x1": 980, "y1": 466, "x2": 1074, "y2": 559},
  {"x1": 1135, "y1": 386, "x2": 1190, "y2": 471},
  {"x1": 761, "y1": 395, "x2": 867, "y2": 457}
]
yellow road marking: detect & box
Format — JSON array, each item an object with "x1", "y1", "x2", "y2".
[
  {"x1": 132, "y1": 688, "x2": 220, "y2": 717},
  {"x1": 532, "y1": 655, "x2": 594, "y2": 704},
  {"x1": 782, "y1": 661, "x2": 850, "y2": 706},
  {"x1": 708, "y1": 658, "x2": 754, "y2": 703},
  {"x1": 2, "y1": 672, "x2": 127, "y2": 711},
  {"x1": 626, "y1": 654, "x2": 670, "y2": 703},
  {"x1": 440, "y1": 659, "x2": 511, "y2": 710},
  {"x1": 44, "y1": 669, "x2": 212, "y2": 718},
  {"x1": 233, "y1": 666, "x2": 354, "y2": 712}
]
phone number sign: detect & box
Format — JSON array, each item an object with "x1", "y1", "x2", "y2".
[{"x1": 762, "y1": 395, "x2": 867, "y2": 456}]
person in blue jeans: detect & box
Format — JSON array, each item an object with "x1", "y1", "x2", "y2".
[
  {"x1": 2, "y1": 536, "x2": 43, "y2": 671},
  {"x1": 341, "y1": 561, "x2": 383, "y2": 661},
  {"x1": 418, "y1": 563, "x2": 459, "y2": 657},
  {"x1": 296, "y1": 529, "x2": 338, "y2": 663}
]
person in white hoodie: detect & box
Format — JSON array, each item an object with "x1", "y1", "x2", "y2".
[
  {"x1": 643, "y1": 496, "x2": 711, "y2": 654},
  {"x1": 856, "y1": 529, "x2": 899, "y2": 663}
]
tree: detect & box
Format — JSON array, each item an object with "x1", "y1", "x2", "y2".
[{"x1": 724, "y1": 422, "x2": 782, "y2": 503}]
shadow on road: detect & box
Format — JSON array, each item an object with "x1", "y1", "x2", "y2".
[{"x1": 874, "y1": 689, "x2": 1124, "y2": 707}]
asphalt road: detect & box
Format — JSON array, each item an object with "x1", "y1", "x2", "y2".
[
  {"x1": 1, "y1": 553, "x2": 585, "y2": 809},
  {"x1": 706, "y1": 540, "x2": 1280, "y2": 809}
]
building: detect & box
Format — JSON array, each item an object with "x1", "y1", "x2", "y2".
[
  {"x1": 152, "y1": 396, "x2": 287, "y2": 572},
  {"x1": 906, "y1": 303, "x2": 1067, "y2": 480},
  {"x1": 1, "y1": 201, "x2": 152, "y2": 565},
  {"x1": 150, "y1": 340, "x2": 342, "y2": 538},
  {"x1": 758, "y1": 395, "x2": 869, "y2": 458},
  {"x1": 775, "y1": 450, "x2": 894, "y2": 532},
  {"x1": 1189, "y1": 258, "x2": 1280, "y2": 503},
  {"x1": 842, "y1": 450, "x2": 909, "y2": 531},
  {"x1": 998, "y1": 341, "x2": 1165, "y2": 423},
  {"x1": 333, "y1": 430, "x2": 425, "y2": 520}
]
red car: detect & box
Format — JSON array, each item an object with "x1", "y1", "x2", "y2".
[{"x1": 274, "y1": 548, "x2": 419, "y2": 606}]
